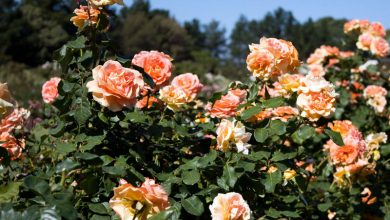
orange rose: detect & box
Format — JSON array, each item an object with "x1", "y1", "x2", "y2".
[
  {"x1": 159, "y1": 85, "x2": 192, "y2": 111},
  {"x1": 42, "y1": 77, "x2": 61, "y2": 104},
  {"x1": 209, "y1": 192, "x2": 251, "y2": 220},
  {"x1": 171, "y1": 73, "x2": 203, "y2": 99},
  {"x1": 132, "y1": 51, "x2": 173, "y2": 87},
  {"x1": 70, "y1": 6, "x2": 100, "y2": 30},
  {"x1": 0, "y1": 108, "x2": 30, "y2": 134},
  {"x1": 0, "y1": 132, "x2": 25, "y2": 160},
  {"x1": 135, "y1": 96, "x2": 161, "y2": 109},
  {"x1": 344, "y1": 19, "x2": 370, "y2": 34},
  {"x1": 370, "y1": 37, "x2": 390, "y2": 57},
  {"x1": 216, "y1": 119, "x2": 251, "y2": 154},
  {"x1": 278, "y1": 73, "x2": 303, "y2": 92},
  {"x1": 307, "y1": 46, "x2": 340, "y2": 65},
  {"x1": 272, "y1": 106, "x2": 299, "y2": 122},
  {"x1": 369, "y1": 22, "x2": 386, "y2": 37},
  {"x1": 109, "y1": 178, "x2": 169, "y2": 220},
  {"x1": 331, "y1": 145, "x2": 359, "y2": 165},
  {"x1": 296, "y1": 91, "x2": 336, "y2": 121},
  {"x1": 361, "y1": 187, "x2": 377, "y2": 205},
  {"x1": 0, "y1": 83, "x2": 13, "y2": 117},
  {"x1": 209, "y1": 89, "x2": 246, "y2": 118},
  {"x1": 356, "y1": 33, "x2": 374, "y2": 51},
  {"x1": 86, "y1": 60, "x2": 144, "y2": 112},
  {"x1": 89, "y1": 0, "x2": 124, "y2": 7},
  {"x1": 246, "y1": 37, "x2": 299, "y2": 81}
]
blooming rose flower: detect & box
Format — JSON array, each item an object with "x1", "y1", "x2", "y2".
[
  {"x1": 159, "y1": 85, "x2": 192, "y2": 111},
  {"x1": 135, "y1": 96, "x2": 161, "y2": 109},
  {"x1": 370, "y1": 37, "x2": 390, "y2": 57},
  {"x1": 307, "y1": 46, "x2": 340, "y2": 65},
  {"x1": 216, "y1": 119, "x2": 251, "y2": 154},
  {"x1": 283, "y1": 168, "x2": 297, "y2": 181},
  {"x1": 368, "y1": 22, "x2": 386, "y2": 37},
  {"x1": 0, "y1": 108, "x2": 30, "y2": 134},
  {"x1": 171, "y1": 73, "x2": 203, "y2": 99},
  {"x1": 42, "y1": 77, "x2": 61, "y2": 104},
  {"x1": 298, "y1": 75, "x2": 335, "y2": 94},
  {"x1": 86, "y1": 60, "x2": 144, "y2": 112},
  {"x1": 0, "y1": 132, "x2": 25, "y2": 160},
  {"x1": 356, "y1": 33, "x2": 374, "y2": 51},
  {"x1": 89, "y1": 0, "x2": 124, "y2": 6},
  {"x1": 365, "y1": 132, "x2": 387, "y2": 152},
  {"x1": 209, "y1": 192, "x2": 251, "y2": 220},
  {"x1": 361, "y1": 187, "x2": 377, "y2": 205},
  {"x1": 339, "y1": 51, "x2": 355, "y2": 59},
  {"x1": 272, "y1": 106, "x2": 299, "y2": 122},
  {"x1": 296, "y1": 91, "x2": 336, "y2": 121},
  {"x1": 248, "y1": 109, "x2": 273, "y2": 123},
  {"x1": 363, "y1": 85, "x2": 387, "y2": 113},
  {"x1": 344, "y1": 19, "x2": 370, "y2": 34},
  {"x1": 70, "y1": 6, "x2": 100, "y2": 30},
  {"x1": 278, "y1": 73, "x2": 303, "y2": 92},
  {"x1": 246, "y1": 37, "x2": 300, "y2": 81},
  {"x1": 0, "y1": 83, "x2": 13, "y2": 117},
  {"x1": 109, "y1": 178, "x2": 169, "y2": 220},
  {"x1": 209, "y1": 89, "x2": 246, "y2": 118},
  {"x1": 132, "y1": 51, "x2": 173, "y2": 87},
  {"x1": 307, "y1": 64, "x2": 326, "y2": 77}
]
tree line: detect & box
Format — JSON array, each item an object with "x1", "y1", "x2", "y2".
[{"x1": 0, "y1": 0, "x2": 367, "y2": 79}]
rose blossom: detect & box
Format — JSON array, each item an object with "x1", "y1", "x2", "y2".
[
  {"x1": 135, "y1": 96, "x2": 161, "y2": 109},
  {"x1": 42, "y1": 77, "x2": 61, "y2": 104},
  {"x1": 216, "y1": 119, "x2": 251, "y2": 154},
  {"x1": 70, "y1": 6, "x2": 100, "y2": 30},
  {"x1": 296, "y1": 91, "x2": 336, "y2": 121},
  {"x1": 159, "y1": 85, "x2": 192, "y2": 111},
  {"x1": 109, "y1": 178, "x2": 169, "y2": 220},
  {"x1": 307, "y1": 64, "x2": 326, "y2": 77},
  {"x1": 278, "y1": 73, "x2": 303, "y2": 92},
  {"x1": 307, "y1": 46, "x2": 340, "y2": 65},
  {"x1": 0, "y1": 83, "x2": 13, "y2": 117},
  {"x1": 132, "y1": 51, "x2": 173, "y2": 87},
  {"x1": 0, "y1": 132, "x2": 25, "y2": 160},
  {"x1": 89, "y1": 0, "x2": 123, "y2": 6},
  {"x1": 209, "y1": 89, "x2": 246, "y2": 118},
  {"x1": 209, "y1": 192, "x2": 251, "y2": 220},
  {"x1": 246, "y1": 37, "x2": 300, "y2": 81},
  {"x1": 171, "y1": 73, "x2": 203, "y2": 99},
  {"x1": 0, "y1": 108, "x2": 30, "y2": 134},
  {"x1": 356, "y1": 33, "x2": 374, "y2": 51},
  {"x1": 370, "y1": 37, "x2": 390, "y2": 57},
  {"x1": 344, "y1": 19, "x2": 370, "y2": 34},
  {"x1": 272, "y1": 106, "x2": 299, "y2": 122},
  {"x1": 363, "y1": 85, "x2": 387, "y2": 113},
  {"x1": 86, "y1": 60, "x2": 144, "y2": 112},
  {"x1": 368, "y1": 22, "x2": 386, "y2": 37}
]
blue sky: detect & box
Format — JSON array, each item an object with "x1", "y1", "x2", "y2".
[{"x1": 123, "y1": 0, "x2": 390, "y2": 36}]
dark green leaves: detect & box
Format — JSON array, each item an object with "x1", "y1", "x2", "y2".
[
  {"x1": 181, "y1": 196, "x2": 204, "y2": 216},
  {"x1": 324, "y1": 129, "x2": 345, "y2": 146},
  {"x1": 0, "y1": 182, "x2": 22, "y2": 203},
  {"x1": 182, "y1": 170, "x2": 200, "y2": 185},
  {"x1": 240, "y1": 105, "x2": 262, "y2": 120},
  {"x1": 291, "y1": 125, "x2": 315, "y2": 144},
  {"x1": 262, "y1": 169, "x2": 282, "y2": 193}
]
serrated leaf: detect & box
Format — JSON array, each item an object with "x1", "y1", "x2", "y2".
[
  {"x1": 181, "y1": 196, "x2": 204, "y2": 216},
  {"x1": 262, "y1": 169, "x2": 282, "y2": 193}
]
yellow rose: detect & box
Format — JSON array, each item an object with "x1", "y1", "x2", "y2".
[{"x1": 283, "y1": 168, "x2": 297, "y2": 181}]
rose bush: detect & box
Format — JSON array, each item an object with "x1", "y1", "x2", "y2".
[{"x1": 1, "y1": 2, "x2": 390, "y2": 219}]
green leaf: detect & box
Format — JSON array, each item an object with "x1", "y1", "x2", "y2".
[
  {"x1": 223, "y1": 165, "x2": 238, "y2": 188},
  {"x1": 49, "y1": 121, "x2": 65, "y2": 137},
  {"x1": 102, "y1": 166, "x2": 126, "y2": 176},
  {"x1": 80, "y1": 175, "x2": 100, "y2": 194},
  {"x1": 324, "y1": 129, "x2": 345, "y2": 146},
  {"x1": 74, "y1": 97, "x2": 92, "y2": 127},
  {"x1": 24, "y1": 176, "x2": 50, "y2": 196},
  {"x1": 269, "y1": 120, "x2": 286, "y2": 135},
  {"x1": 271, "y1": 151, "x2": 297, "y2": 162},
  {"x1": 55, "y1": 142, "x2": 77, "y2": 154},
  {"x1": 182, "y1": 170, "x2": 200, "y2": 185},
  {"x1": 254, "y1": 128, "x2": 269, "y2": 143},
  {"x1": 181, "y1": 196, "x2": 204, "y2": 216},
  {"x1": 0, "y1": 182, "x2": 22, "y2": 203},
  {"x1": 240, "y1": 105, "x2": 262, "y2": 120},
  {"x1": 318, "y1": 202, "x2": 332, "y2": 212},
  {"x1": 133, "y1": 65, "x2": 156, "y2": 88},
  {"x1": 55, "y1": 158, "x2": 80, "y2": 173},
  {"x1": 262, "y1": 97, "x2": 284, "y2": 108},
  {"x1": 291, "y1": 125, "x2": 315, "y2": 144},
  {"x1": 247, "y1": 151, "x2": 271, "y2": 161},
  {"x1": 262, "y1": 169, "x2": 282, "y2": 193},
  {"x1": 80, "y1": 134, "x2": 105, "y2": 151},
  {"x1": 89, "y1": 203, "x2": 108, "y2": 215},
  {"x1": 66, "y1": 36, "x2": 87, "y2": 49}
]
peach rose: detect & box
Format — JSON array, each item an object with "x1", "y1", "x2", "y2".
[
  {"x1": 364, "y1": 85, "x2": 387, "y2": 98},
  {"x1": 298, "y1": 75, "x2": 335, "y2": 94},
  {"x1": 278, "y1": 73, "x2": 303, "y2": 92},
  {"x1": 209, "y1": 192, "x2": 251, "y2": 220},
  {"x1": 369, "y1": 22, "x2": 386, "y2": 37},
  {"x1": 42, "y1": 77, "x2": 61, "y2": 104},
  {"x1": 307, "y1": 64, "x2": 326, "y2": 77},
  {"x1": 86, "y1": 60, "x2": 144, "y2": 112},
  {"x1": 216, "y1": 119, "x2": 251, "y2": 154},
  {"x1": 248, "y1": 109, "x2": 273, "y2": 123},
  {"x1": 135, "y1": 96, "x2": 161, "y2": 109},
  {"x1": 357, "y1": 33, "x2": 374, "y2": 51},
  {"x1": 307, "y1": 46, "x2": 340, "y2": 65},
  {"x1": 370, "y1": 37, "x2": 390, "y2": 57},
  {"x1": 0, "y1": 108, "x2": 30, "y2": 134},
  {"x1": 339, "y1": 51, "x2": 355, "y2": 58},
  {"x1": 209, "y1": 89, "x2": 246, "y2": 118},
  {"x1": 296, "y1": 91, "x2": 336, "y2": 121},
  {"x1": 365, "y1": 132, "x2": 387, "y2": 152},
  {"x1": 159, "y1": 85, "x2": 192, "y2": 111},
  {"x1": 132, "y1": 51, "x2": 173, "y2": 87},
  {"x1": 331, "y1": 145, "x2": 359, "y2": 165},
  {"x1": 171, "y1": 73, "x2": 203, "y2": 99},
  {"x1": 364, "y1": 85, "x2": 387, "y2": 113},
  {"x1": 89, "y1": 0, "x2": 124, "y2": 6},
  {"x1": 272, "y1": 106, "x2": 299, "y2": 122},
  {"x1": 361, "y1": 187, "x2": 377, "y2": 205},
  {"x1": 344, "y1": 19, "x2": 370, "y2": 34},
  {"x1": 70, "y1": 6, "x2": 100, "y2": 30},
  {"x1": 109, "y1": 178, "x2": 169, "y2": 220},
  {"x1": 246, "y1": 37, "x2": 300, "y2": 81},
  {"x1": 0, "y1": 83, "x2": 13, "y2": 117},
  {"x1": 0, "y1": 132, "x2": 25, "y2": 160}
]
